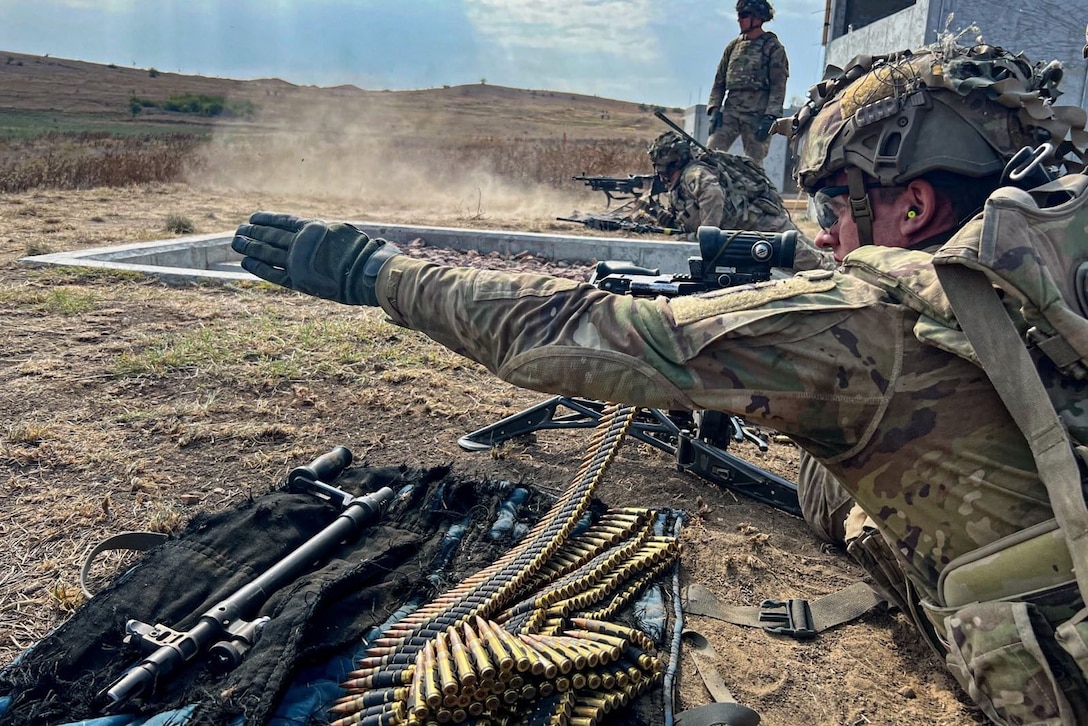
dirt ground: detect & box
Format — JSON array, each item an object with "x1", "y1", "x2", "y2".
[{"x1": 0, "y1": 181, "x2": 986, "y2": 725}]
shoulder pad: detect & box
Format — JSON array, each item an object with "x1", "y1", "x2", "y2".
[{"x1": 841, "y1": 246, "x2": 956, "y2": 326}]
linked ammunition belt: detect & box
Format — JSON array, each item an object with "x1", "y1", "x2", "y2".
[{"x1": 328, "y1": 402, "x2": 682, "y2": 726}]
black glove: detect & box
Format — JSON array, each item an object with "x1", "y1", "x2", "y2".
[
  {"x1": 231, "y1": 211, "x2": 400, "y2": 306},
  {"x1": 755, "y1": 114, "x2": 776, "y2": 142},
  {"x1": 708, "y1": 108, "x2": 723, "y2": 135}
]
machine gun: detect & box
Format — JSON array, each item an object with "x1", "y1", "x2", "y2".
[
  {"x1": 97, "y1": 447, "x2": 395, "y2": 712},
  {"x1": 556, "y1": 215, "x2": 686, "y2": 236},
  {"x1": 573, "y1": 173, "x2": 666, "y2": 206},
  {"x1": 459, "y1": 227, "x2": 803, "y2": 516}
]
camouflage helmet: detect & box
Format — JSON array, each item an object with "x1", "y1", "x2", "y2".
[
  {"x1": 736, "y1": 0, "x2": 773, "y2": 21},
  {"x1": 648, "y1": 131, "x2": 693, "y2": 168},
  {"x1": 787, "y1": 42, "x2": 1088, "y2": 195}
]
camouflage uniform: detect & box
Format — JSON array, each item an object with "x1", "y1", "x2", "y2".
[
  {"x1": 668, "y1": 154, "x2": 795, "y2": 234},
  {"x1": 707, "y1": 31, "x2": 788, "y2": 166},
  {"x1": 374, "y1": 243, "x2": 1071, "y2": 592}
]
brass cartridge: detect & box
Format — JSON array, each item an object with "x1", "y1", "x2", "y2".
[
  {"x1": 340, "y1": 665, "x2": 415, "y2": 692},
  {"x1": 422, "y1": 641, "x2": 443, "y2": 710},
  {"x1": 485, "y1": 623, "x2": 532, "y2": 673},
  {"x1": 523, "y1": 634, "x2": 573, "y2": 675},
  {"x1": 407, "y1": 647, "x2": 430, "y2": 721},
  {"x1": 434, "y1": 633, "x2": 459, "y2": 696},
  {"x1": 447, "y1": 628, "x2": 477, "y2": 689},
  {"x1": 461, "y1": 622, "x2": 497, "y2": 681},
  {"x1": 573, "y1": 705, "x2": 603, "y2": 721},
  {"x1": 475, "y1": 617, "x2": 515, "y2": 672}
]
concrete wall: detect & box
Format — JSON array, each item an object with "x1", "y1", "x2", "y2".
[{"x1": 824, "y1": 0, "x2": 1088, "y2": 112}]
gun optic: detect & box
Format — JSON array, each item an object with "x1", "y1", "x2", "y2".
[{"x1": 695, "y1": 227, "x2": 796, "y2": 286}]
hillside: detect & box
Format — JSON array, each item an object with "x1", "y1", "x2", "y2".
[{"x1": 0, "y1": 50, "x2": 676, "y2": 140}]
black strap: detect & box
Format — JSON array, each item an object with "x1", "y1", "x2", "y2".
[
  {"x1": 675, "y1": 702, "x2": 761, "y2": 726},
  {"x1": 682, "y1": 582, "x2": 886, "y2": 639},
  {"x1": 678, "y1": 630, "x2": 762, "y2": 726}
]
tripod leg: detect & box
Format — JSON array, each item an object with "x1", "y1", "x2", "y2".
[{"x1": 457, "y1": 397, "x2": 605, "y2": 451}]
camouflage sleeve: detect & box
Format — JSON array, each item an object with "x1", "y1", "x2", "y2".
[
  {"x1": 375, "y1": 256, "x2": 895, "y2": 450},
  {"x1": 707, "y1": 40, "x2": 736, "y2": 110},
  {"x1": 686, "y1": 165, "x2": 725, "y2": 229},
  {"x1": 765, "y1": 35, "x2": 789, "y2": 116}
]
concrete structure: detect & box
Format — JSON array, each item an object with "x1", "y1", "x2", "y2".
[
  {"x1": 18, "y1": 224, "x2": 703, "y2": 285},
  {"x1": 822, "y1": 0, "x2": 1087, "y2": 111}
]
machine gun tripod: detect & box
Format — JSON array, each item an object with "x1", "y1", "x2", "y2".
[{"x1": 458, "y1": 395, "x2": 800, "y2": 517}]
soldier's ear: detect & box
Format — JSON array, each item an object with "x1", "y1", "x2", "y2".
[{"x1": 898, "y1": 179, "x2": 954, "y2": 241}]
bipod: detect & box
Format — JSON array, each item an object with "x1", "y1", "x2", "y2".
[{"x1": 458, "y1": 396, "x2": 801, "y2": 517}]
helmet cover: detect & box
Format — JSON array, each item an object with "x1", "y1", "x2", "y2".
[
  {"x1": 787, "y1": 42, "x2": 1088, "y2": 193},
  {"x1": 736, "y1": 0, "x2": 773, "y2": 21},
  {"x1": 648, "y1": 131, "x2": 693, "y2": 167}
]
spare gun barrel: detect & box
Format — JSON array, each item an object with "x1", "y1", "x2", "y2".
[{"x1": 98, "y1": 448, "x2": 394, "y2": 711}]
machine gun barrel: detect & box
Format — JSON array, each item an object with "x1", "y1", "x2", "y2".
[
  {"x1": 654, "y1": 110, "x2": 709, "y2": 155},
  {"x1": 97, "y1": 448, "x2": 395, "y2": 711}
]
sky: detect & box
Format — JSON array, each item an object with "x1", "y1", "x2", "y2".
[{"x1": 0, "y1": 0, "x2": 830, "y2": 110}]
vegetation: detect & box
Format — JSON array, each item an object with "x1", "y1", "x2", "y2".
[
  {"x1": 0, "y1": 126, "x2": 648, "y2": 194},
  {"x1": 164, "y1": 214, "x2": 196, "y2": 234},
  {"x1": 130, "y1": 94, "x2": 256, "y2": 119},
  {"x1": 0, "y1": 131, "x2": 205, "y2": 192}
]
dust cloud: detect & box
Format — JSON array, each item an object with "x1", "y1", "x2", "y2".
[{"x1": 186, "y1": 92, "x2": 603, "y2": 226}]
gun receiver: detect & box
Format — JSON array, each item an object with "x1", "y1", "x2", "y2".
[
  {"x1": 573, "y1": 173, "x2": 665, "y2": 206},
  {"x1": 593, "y1": 227, "x2": 797, "y2": 295},
  {"x1": 97, "y1": 448, "x2": 395, "y2": 712},
  {"x1": 459, "y1": 226, "x2": 803, "y2": 516}
]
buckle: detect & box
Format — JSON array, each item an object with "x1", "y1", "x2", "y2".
[{"x1": 758, "y1": 598, "x2": 816, "y2": 639}]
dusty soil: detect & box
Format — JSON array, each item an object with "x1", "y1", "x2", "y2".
[{"x1": 0, "y1": 181, "x2": 986, "y2": 726}]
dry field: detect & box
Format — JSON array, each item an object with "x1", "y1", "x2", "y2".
[{"x1": 0, "y1": 51, "x2": 986, "y2": 725}]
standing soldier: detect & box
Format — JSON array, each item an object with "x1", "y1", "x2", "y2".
[{"x1": 706, "y1": 0, "x2": 788, "y2": 169}]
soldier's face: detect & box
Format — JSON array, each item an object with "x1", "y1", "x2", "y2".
[
  {"x1": 654, "y1": 163, "x2": 682, "y2": 188},
  {"x1": 812, "y1": 175, "x2": 912, "y2": 261},
  {"x1": 737, "y1": 11, "x2": 761, "y2": 32}
]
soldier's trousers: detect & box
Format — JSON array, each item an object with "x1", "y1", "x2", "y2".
[{"x1": 709, "y1": 112, "x2": 771, "y2": 168}]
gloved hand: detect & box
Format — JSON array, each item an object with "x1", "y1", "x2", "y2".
[
  {"x1": 708, "y1": 108, "x2": 723, "y2": 135},
  {"x1": 231, "y1": 211, "x2": 401, "y2": 306},
  {"x1": 755, "y1": 114, "x2": 777, "y2": 141}
]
